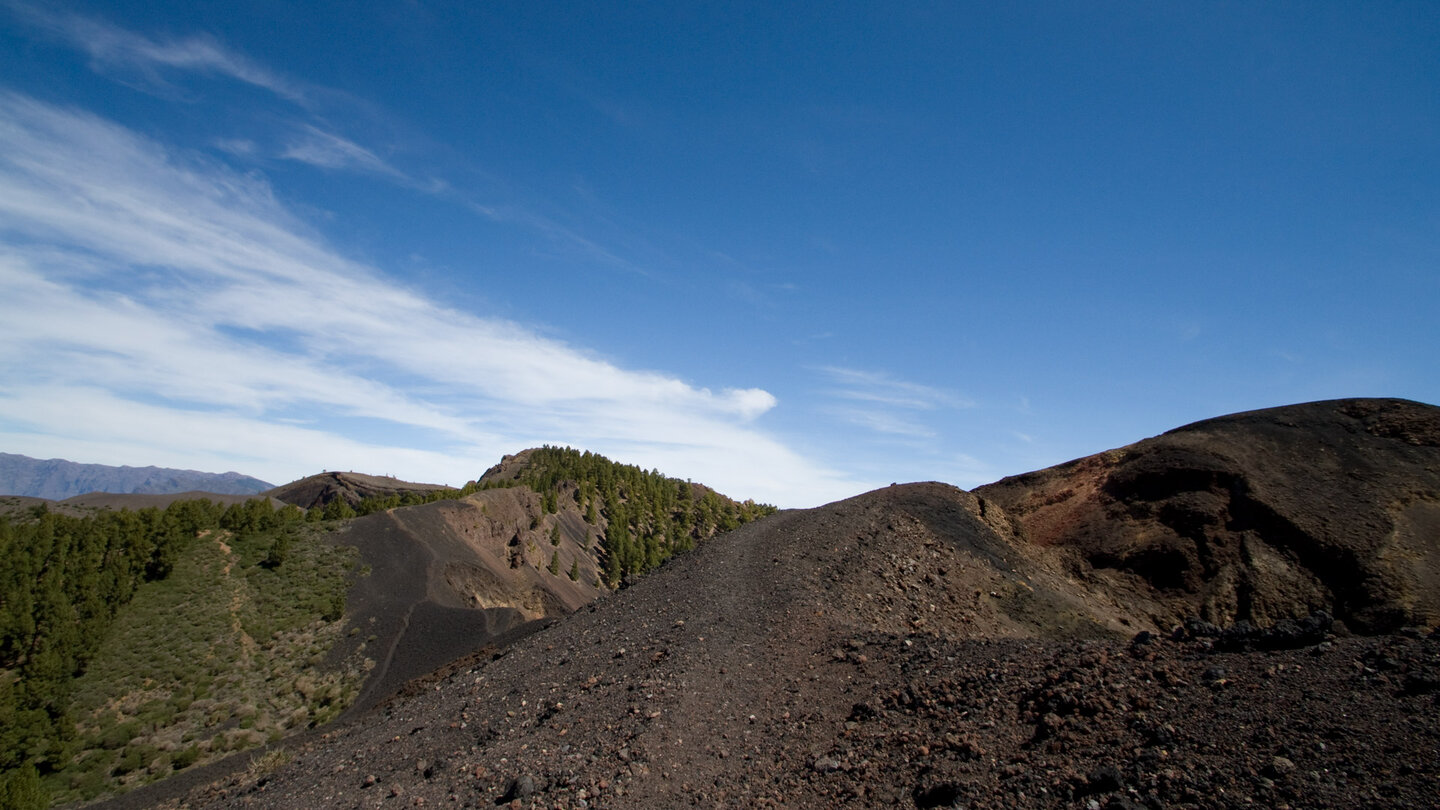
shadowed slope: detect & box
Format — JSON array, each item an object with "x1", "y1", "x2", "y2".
[
  {"x1": 325, "y1": 486, "x2": 604, "y2": 714},
  {"x1": 975, "y1": 398, "x2": 1440, "y2": 632}
]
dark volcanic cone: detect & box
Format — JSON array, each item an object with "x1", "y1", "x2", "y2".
[
  {"x1": 976, "y1": 398, "x2": 1440, "y2": 632},
  {"x1": 323, "y1": 486, "x2": 606, "y2": 714},
  {"x1": 266, "y1": 471, "x2": 455, "y2": 510}
]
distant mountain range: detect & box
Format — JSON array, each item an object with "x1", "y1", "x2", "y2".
[{"x1": 0, "y1": 453, "x2": 273, "y2": 499}]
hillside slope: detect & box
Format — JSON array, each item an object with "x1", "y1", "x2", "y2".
[
  {"x1": 168, "y1": 475, "x2": 1440, "y2": 809},
  {"x1": 327, "y1": 485, "x2": 605, "y2": 714},
  {"x1": 975, "y1": 397, "x2": 1440, "y2": 632},
  {"x1": 146, "y1": 398, "x2": 1440, "y2": 809},
  {"x1": 265, "y1": 472, "x2": 455, "y2": 510},
  {"x1": 326, "y1": 447, "x2": 774, "y2": 713},
  {"x1": 0, "y1": 453, "x2": 271, "y2": 500},
  {"x1": 4, "y1": 448, "x2": 772, "y2": 808}
]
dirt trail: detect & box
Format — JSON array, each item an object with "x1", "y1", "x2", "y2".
[{"x1": 209, "y1": 535, "x2": 257, "y2": 668}]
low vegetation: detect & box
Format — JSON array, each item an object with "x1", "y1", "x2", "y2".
[
  {"x1": 0, "y1": 499, "x2": 367, "y2": 806},
  {"x1": 324, "y1": 486, "x2": 477, "y2": 520},
  {"x1": 0, "y1": 449, "x2": 772, "y2": 806},
  {"x1": 480, "y1": 446, "x2": 777, "y2": 587}
]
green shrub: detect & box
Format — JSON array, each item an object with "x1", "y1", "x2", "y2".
[
  {"x1": 113, "y1": 744, "x2": 154, "y2": 776},
  {"x1": 172, "y1": 746, "x2": 199, "y2": 770},
  {"x1": 0, "y1": 764, "x2": 47, "y2": 810},
  {"x1": 98, "y1": 722, "x2": 140, "y2": 751}
]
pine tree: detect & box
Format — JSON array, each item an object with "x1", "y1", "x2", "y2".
[
  {"x1": 322, "y1": 497, "x2": 356, "y2": 521},
  {"x1": 0, "y1": 763, "x2": 47, "y2": 810},
  {"x1": 261, "y1": 533, "x2": 291, "y2": 569}
]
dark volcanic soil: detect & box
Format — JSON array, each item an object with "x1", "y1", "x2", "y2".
[
  {"x1": 267, "y1": 472, "x2": 455, "y2": 510},
  {"x1": 976, "y1": 398, "x2": 1440, "y2": 633},
  {"x1": 161, "y1": 480, "x2": 1440, "y2": 809},
  {"x1": 322, "y1": 488, "x2": 605, "y2": 714}
]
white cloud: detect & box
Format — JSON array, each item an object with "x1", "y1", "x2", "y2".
[
  {"x1": 281, "y1": 125, "x2": 405, "y2": 178},
  {"x1": 213, "y1": 138, "x2": 258, "y2": 157},
  {"x1": 0, "y1": 386, "x2": 482, "y2": 488},
  {"x1": 826, "y1": 407, "x2": 936, "y2": 439},
  {"x1": 818, "y1": 366, "x2": 974, "y2": 410},
  {"x1": 7, "y1": 2, "x2": 307, "y2": 103},
  {"x1": 804, "y1": 366, "x2": 993, "y2": 486},
  {"x1": 0, "y1": 91, "x2": 865, "y2": 506},
  {"x1": 815, "y1": 365, "x2": 973, "y2": 440}
]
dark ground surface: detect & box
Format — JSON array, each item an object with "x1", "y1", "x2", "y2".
[
  {"x1": 158, "y1": 483, "x2": 1440, "y2": 810},
  {"x1": 79, "y1": 399, "x2": 1440, "y2": 809},
  {"x1": 265, "y1": 472, "x2": 454, "y2": 510},
  {"x1": 976, "y1": 398, "x2": 1440, "y2": 634}
]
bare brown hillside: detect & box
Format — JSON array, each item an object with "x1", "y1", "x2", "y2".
[
  {"x1": 101, "y1": 398, "x2": 1440, "y2": 810},
  {"x1": 266, "y1": 471, "x2": 455, "y2": 510},
  {"x1": 323, "y1": 485, "x2": 606, "y2": 714},
  {"x1": 975, "y1": 398, "x2": 1440, "y2": 633},
  {"x1": 163, "y1": 464, "x2": 1440, "y2": 810}
]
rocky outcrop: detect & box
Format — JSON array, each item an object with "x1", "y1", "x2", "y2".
[{"x1": 976, "y1": 398, "x2": 1440, "y2": 632}]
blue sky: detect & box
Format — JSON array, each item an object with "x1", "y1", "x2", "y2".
[{"x1": 1, "y1": 1, "x2": 1436, "y2": 507}]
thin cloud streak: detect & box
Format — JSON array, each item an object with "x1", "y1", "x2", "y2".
[
  {"x1": 5, "y1": 1, "x2": 307, "y2": 104},
  {"x1": 814, "y1": 365, "x2": 973, "y2": 442},
  {"x1": 8, "y1": 2, "x2": 658, "y2": 286},
  {"x1": 280, "y1": 125, "x2": 405, "y2": 178},
  {"x1": 0, "y1": 92, "x2": 861, "y2": 506},
  {"x1": 806, "y1": 365, "x2": 992, "y2": 485},
  {"x1": 824, "y1": 407, "x2": 937, "y2": 439},
  {"x1": 817, "y1": 366, "x2": 974, "y2": 410}
]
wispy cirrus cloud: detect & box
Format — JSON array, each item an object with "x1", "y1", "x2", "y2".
[
  {"x1": 280, "y1": 124, "x2": 406, "y2": 178},
  {"x1": 5, "y1": 2, "x2": 661, "y2": 281},
  {"x1": 0, "y1": 91, "x2": 860, "y2": 506},
  {"x1": 828, "y1": 407, "x2": 937, "y2": 439},
  {"x1": 818, "y1": 366, "x2": 973, "y2": 410},
  {"x1": 6, "y1": 2, "x2": 418, "y2": 185},
  {"x1": 812, "y1": 366, "x2": 973, "y2": 441},
  {"x1": 4, "y1": 0, "x2": 306, "y2": 103},
  {"x1": 807, "y1": 364, "x2": 994, "y2": 487}
]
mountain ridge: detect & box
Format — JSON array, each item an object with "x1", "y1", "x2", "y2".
[
  {"x1": 0, "y1": 453, "x2": 272, "y2": 500},
  {"x1": 264, "y1": 471, "x2": 456, "y2": 511}
]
